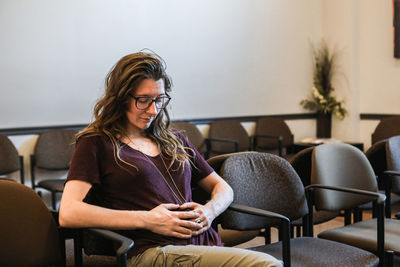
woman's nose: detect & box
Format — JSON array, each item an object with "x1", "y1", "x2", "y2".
[{"x1": 146, "y1": 101, "x2": 158, "y2": 115}]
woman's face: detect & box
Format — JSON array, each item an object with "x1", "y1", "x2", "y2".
[{"x1": 125, "y1": 78, "x2": 166, "y2": 134}]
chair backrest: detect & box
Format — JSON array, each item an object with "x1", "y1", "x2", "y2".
[
  {"x1": 311, "y1": 143, "x2": 378, "y2": 211},
  {"x1": 170, "y1": 121, "x2": 205, "y2": 154},
  {"x1": 34, "y1": 129, "x2": 77, "y2": 169},
  {"x1": 371, "y1": 115, "x2": 400, "y2": 144},
  {"x1": 0, "y1": 180, "x2": 63, "y2": 266},
  {"x1": 0, "y1": 134, "x2": 21, "y2": 175},
  {"x1": 365, "y1": 139, "x2": 388, "y2": 190},
  {"x1": 254, "y1": 117, "x2": 294, "y2": 150},
  {"x1": 289, "y1": 146, "x2": 314, "y2": 186},
  {"x1": 208, "y1": 120, "x2": 249, "y2": 155},
  {"x1": 386, "y1": 135, "x2": 400, "y2": 193},
  {"x1": 210, "y1": 152, "x2": 308, "y2": 230}
]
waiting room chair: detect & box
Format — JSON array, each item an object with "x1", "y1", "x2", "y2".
[
  {"x1": 252, "y1": 117, "x2": 295, "y2": 159},
  {"x1": 205, "y1": 119, "x2": 250, "y2": 159},
  {"x1": 170, "y1": 121, "x2": 206, "y2": 156},
  {"x1": 0, "y1": 179, "x2": 133, "y2": 267},
  {"x1": 0, "y1": 179, "x2": 65, "y2": 267},
  {"x1": 289, "y1": 147, "x2": 340, "y2": 236},
  {"x1": 208, "y1": 152, "x2": 379, "y2": 267},
  {"x1": 385, "y1": 135, "x2": 400, "y2": 219},
  {"x1": 371, "y1": 116, "x2": 400, "y2": 144},
  {"x1": 31, "y1": 129, "x2": 78, "y2": 209},
  {"x1": 363, "y1": 139, "x2": 400, "y2": 219},
  {"x1": 0, "y1": 134, "x2": 24, "y2": 184},
  {"x1": 311, "y1": 143, "x2": 400, "y2": 266}
]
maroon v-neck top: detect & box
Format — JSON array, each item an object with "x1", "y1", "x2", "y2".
[{"x1": 66, "y1": 132, "x2": 222, "y2": 257}]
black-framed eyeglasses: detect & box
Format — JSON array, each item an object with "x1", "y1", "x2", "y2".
[{"x1": 132, "y1": 95, "x2": 171, "y2": 110}]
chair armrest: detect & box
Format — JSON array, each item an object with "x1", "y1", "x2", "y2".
[
  {"x1": 228, "y1": 203, "x2": 289, "y2": 222},
  {"x1": 384, "y1": 170, "x2": 400, "y2": 177},
  {"x1": 228, "y1": 202, "x2": 291, "y2": 266},
  {"x1": 252, "y1": 134, "x2": 283, "y2": 141},
  {"x1": 305, "y1": 184, "x2": 386, "y2": 204},
  {"x1": 87, "y1": 228, "x2": 134, "y2": 266}
]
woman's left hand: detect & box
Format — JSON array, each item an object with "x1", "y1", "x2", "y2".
[{"x1": 178, "y1": 202, "x2": 214, "y2": 236}]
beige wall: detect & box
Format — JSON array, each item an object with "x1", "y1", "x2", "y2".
[{"x1": 322, "y1": 0, "x2": 400, "y2": 149}]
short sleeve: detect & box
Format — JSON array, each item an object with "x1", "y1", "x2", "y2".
[
  {"x1": 67, "y1": 136, "x2": 101, "y2": 185},
  {"x1": 175, "y1": 132, "x2": 214, "y2": 183}
]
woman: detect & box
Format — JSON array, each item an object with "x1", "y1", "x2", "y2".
[{"x1": 59, "y1": 51, "x2": 282, "y2": 267}]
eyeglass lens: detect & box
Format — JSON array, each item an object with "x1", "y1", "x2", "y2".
[{"x1": 135, "y1": 96, "x2": 170, "y2": 110}]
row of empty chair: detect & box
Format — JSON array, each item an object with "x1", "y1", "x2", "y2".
[
  {"x1": 172, "y1": 116, "x2": 295, "y2": 160},
  {"x1": 0, "y1": 130, "x2": 77, "y2": 209},
  {"x1": 1, "y1": 115, "x2": 400, "y2": 210}
]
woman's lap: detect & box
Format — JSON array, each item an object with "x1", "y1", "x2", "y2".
[{"x1": 128, "y1": 245, "x2": 282, "y2": 267}]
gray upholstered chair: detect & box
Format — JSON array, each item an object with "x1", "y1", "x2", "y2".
[
  {"x1": 371, "y1": 116, "x2": 400, "y2": 144},
  {"x1": 170, "y1": 121, "x2": 206, "y2": 156},
  {"x1": 362, "y1": 139, "x2": 400, "y2": 219},
  {"x1": 385, "y1": 135, "x2": 400, "y2": 219},
  {"x1": 208, "y1": 152, "x2": 379, "y2": 267},
  {"x1": 31, "y1": 129, "x2": 78, "y2": 209},
  {"x1": 205, "y1": 119, "x2": 250, "y2": 159},
  {"x1": 252, "y1": 117, "x2": 295, "y2": 159},
  {"x1": 289, "y1": 147, "x2": 340, "y2": 236},
  {"x1": 0, "y1": 134, "x2": 24, "y2": 184},
  {"x1": 311, "y1": 143, "x2": 400, "y2": 266}
]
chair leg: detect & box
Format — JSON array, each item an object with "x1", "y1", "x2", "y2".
[
  {"x1": 74, "y1": 231, "x2": 83, "y2": 267},
  {"x1": 385, "y1": 251, "x2": 394, "y2": 267},
  {"x1": 353, "y1": 208, "x2": 362, "y2": 222},
  {"x1": 52, "y1": 192, "x2": 57, "y2": 210},
  {"x1": 296, "y1": 225, "x2": 301, "y2": 237},
  {"x1": 372, "y1": 201, "x2": 377, "y2": 218},
  {"x1": 344, "y1": 210, "x2": 352, "y2": 225},
  {"x1": 263, "y1": 227, "x2": 271, "y2": 244}
]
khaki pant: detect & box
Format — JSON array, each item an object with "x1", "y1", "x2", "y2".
[{"x1": 128, "y1": 245, "x2": 282, "y2": 267}]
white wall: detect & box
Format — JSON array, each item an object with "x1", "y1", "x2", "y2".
[
  {"x1": 0, "y1": 0, "x2": 321, "y2": 129},
  {"x1": 2, "y1": 0, "x2": 399, "y2": 152}
]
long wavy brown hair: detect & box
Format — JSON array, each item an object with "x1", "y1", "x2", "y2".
[{"x1": 77, "y1": 51, "x2": 191, "y2": 169}]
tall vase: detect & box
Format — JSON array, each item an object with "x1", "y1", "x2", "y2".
[{"x1": 316, "y1": 111, "x2": 332, "y2": 138}]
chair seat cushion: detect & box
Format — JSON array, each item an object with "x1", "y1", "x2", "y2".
[
  {"x1": 38, "y1": 179, "x2": 65, "y2": 192},
  {"x1": 318, "y1": 218, "x2": 400, "y2": 255},
  {"x1": 249, "y1": 236, "x2": 379, "y2": 267}
]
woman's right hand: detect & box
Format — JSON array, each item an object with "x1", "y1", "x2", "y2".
[{"x1": 143, "y1": 203, "x2": 203, "y2": 239}]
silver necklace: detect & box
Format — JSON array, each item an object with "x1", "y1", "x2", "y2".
[{"x1": 126, "y1": 136, "x2": 186, "y2": 205}]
